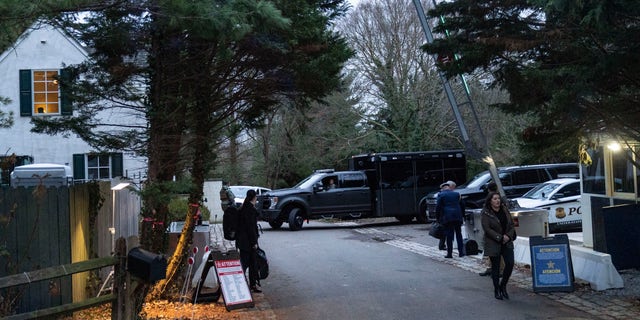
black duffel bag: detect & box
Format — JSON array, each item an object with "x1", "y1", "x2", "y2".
[
  {"x1": 256, "y1": 247, "x2": 269, "y2": 280},
  {"x1": 429, "y1": 222, "x2": 445, "y2": 240}
]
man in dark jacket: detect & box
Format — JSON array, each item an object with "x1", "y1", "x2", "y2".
[
  {"x1": 436, "y1": 183, "x2": 449, "y2": 251},
  {"x1": 435, "y1": 180, "x2": 465, "y2": 258},
  {"x1": 235, "y1": 189, "x2": 262, "y2": 293}
]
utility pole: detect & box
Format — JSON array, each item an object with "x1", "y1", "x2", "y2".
[{"x1": 412, "y1": 0, "x2": 505, "y2": 198}]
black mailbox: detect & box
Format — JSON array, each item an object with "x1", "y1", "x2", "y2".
[{"x1": 127, "y1": 247, "x2": 167, "y2": 282}]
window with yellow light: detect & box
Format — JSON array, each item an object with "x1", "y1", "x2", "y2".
[{"x1": 32, "y1": 70, "x2": 60, "y2": 115}]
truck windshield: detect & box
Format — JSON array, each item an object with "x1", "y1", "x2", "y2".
[{"x1": 293, "y1": 173, "x2": 324, "y2": 189}]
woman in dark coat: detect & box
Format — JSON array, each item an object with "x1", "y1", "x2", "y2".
[
  {"x1": 481, "y1": 191, "x2": 516, "y2": 300},
  {"x1": 235, "y1": 189, "x2": 261, "y2": 293}
]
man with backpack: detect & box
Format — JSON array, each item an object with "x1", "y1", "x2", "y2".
[{"x1": 220, "y1": 181, "x2": 236, "y2": 211}]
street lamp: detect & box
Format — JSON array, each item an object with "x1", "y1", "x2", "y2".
[
  {"x1": 607, "y1": 142, "x2": 621, "y2": 151},
  {"x1": 111, "y1": 182, "x2": 131, "y2": 251}
]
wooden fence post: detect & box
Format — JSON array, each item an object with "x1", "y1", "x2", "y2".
[{"x1": 111, "y1": 237, "x2": 127, "y2": 320}]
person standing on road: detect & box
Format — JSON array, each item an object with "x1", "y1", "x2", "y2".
[
  {"x1": 435, "y1": 183, "x2": 449, "y2": 251},
  {"x1": 481, "y1": 191, "x2": 516, "y2": 300},
  {"x1": 220, "y1": 181, "x2": 236, "y2": 211},
  {"x1": 236, "y1": 189, "x2": 262, "y2": 293},
  {"x1": 435, "y1": 180, "x2": 465, "y2": 258},
  {"x1": 479, "y1": 182, "x2": 506, "y2": 277}
]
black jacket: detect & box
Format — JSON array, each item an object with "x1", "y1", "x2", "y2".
[{"x1": 235, "y1": 204, "x2": 259, "y2": 251}]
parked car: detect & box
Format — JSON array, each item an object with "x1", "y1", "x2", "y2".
[
  {"x1": 424, "y1": 163, "x2": 579, "y2": 221},
  {"x1": 514, "y1": 178, "x2": 582, "y2": 233},
  {"x1": 229, "y1": 185, "x2": 272, "y2": 207}
]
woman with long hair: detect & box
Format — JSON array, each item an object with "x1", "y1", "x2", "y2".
[
  {"x1": 481, "y1": 191, "x2": 516, "y2": 300},
  {"x1": 235, "y1": 189, "x2": 262, "y2": 292}
]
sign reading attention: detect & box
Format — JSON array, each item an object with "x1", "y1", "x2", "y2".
[
  {"x1": 211, "y1": 250, "x2": 254, "y2": 310},
  {"x1": 529, "y1": 234, "x2": 575, "y2": 293}
]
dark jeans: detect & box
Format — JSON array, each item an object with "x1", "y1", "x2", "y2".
[
  {"x1": 240, "y1": 248, "x2": 259, "y2": 287},
  {"x1": 444, "y1": 221, "x2": 464, "y2": 256},
  {"x1": 490, "y1": 245, "x2": 514, "y2": 289}
]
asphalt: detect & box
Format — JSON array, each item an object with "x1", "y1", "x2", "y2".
[{"x1": 209, "y1": 222, "x2": 640, "y2": 320}]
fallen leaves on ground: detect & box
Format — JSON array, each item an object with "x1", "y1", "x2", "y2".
[{"x1": 59, "y1": 300, "x2": 251, "y2": 320}]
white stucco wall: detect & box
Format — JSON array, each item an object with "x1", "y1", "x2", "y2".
[{"x1": 0, "y1": 22, "x2": 147, "y2": 180}]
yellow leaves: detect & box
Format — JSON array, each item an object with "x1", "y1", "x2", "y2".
[{"x1": 59, "y1": 300, "x2": 241, "y2": 319}]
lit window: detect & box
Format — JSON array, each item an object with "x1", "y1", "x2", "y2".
[
  {"x1": 32, "y1": 70, "x2": 60, "y2": 115},
  {"x1": 611, "y1": 149, "x2": 634, "y2": 193}
]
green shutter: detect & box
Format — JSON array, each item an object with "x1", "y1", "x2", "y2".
[
  {"x1": 73, "y1": 154, "x2": 85, "y2": 180},
  {"x1": 111, "y1": 153, "x2": 123, "y2": 177},
  {"x1": 19, "y1": 70, "x2": 32, "y2": 116},
  {"x1": 59, "y1": 68, "x2": 72, "y2": 115}
]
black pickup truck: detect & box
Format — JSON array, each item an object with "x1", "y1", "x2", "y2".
[{"x1": 257, "y1": 169, "x2": 373, "y2": 230}]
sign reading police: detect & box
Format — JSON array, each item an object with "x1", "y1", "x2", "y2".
[{"x1": 529, "y1": 234, "x2": 575, "y2": 293}]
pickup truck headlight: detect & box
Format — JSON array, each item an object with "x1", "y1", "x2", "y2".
[{"x1": 269, "y1": 196, "x2": 278, "y2": 209}]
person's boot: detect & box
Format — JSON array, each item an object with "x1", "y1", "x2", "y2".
[
  {"x1": 494, "y1": 287, "x2": 503, "y2": 300},
  {"x1": 250, "y1": 284, "x2": 262, "y2": 293},
  {"x1": 500, "y1": 282, "x2": 509, "y2": 300},
  {"x1": 445, "y1": 248, "x2": 453, "y2": 258}
]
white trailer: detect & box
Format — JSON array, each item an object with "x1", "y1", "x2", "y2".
[{"x1": 10, "y1": 163, "x2": 73, "y2": 187}]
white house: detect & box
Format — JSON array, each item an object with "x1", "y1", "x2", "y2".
[{"x1": 0, "y1": 21, "x2": 147, "y2": 184}]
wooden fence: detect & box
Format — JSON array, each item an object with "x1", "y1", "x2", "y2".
[
  {"x1": 0, "y1": 181, "x2": 140, "y2": 315},
  {"x1": 0, "y1": 238, "x2": 129, "y2": 320}
]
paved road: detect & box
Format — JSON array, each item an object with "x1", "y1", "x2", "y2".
[{"x1": 255, "y1": 219, "x2": 597, "y2": 320}]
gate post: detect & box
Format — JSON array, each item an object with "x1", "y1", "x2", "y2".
[{"x1": 112, "y1": 237, "x2": 127, "y2": 320}]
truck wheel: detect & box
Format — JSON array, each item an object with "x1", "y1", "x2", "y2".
[
  {"x1": 416, "y1": 202, "x2": 428, "y2": 224},
  {"x1": 288, "y1": 208, "x2": 304, "y2": 231},
  {"x1": 269, "y1": 219, "x2": 283, "y2": 229}
]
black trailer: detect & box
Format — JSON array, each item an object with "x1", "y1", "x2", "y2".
[{"x1": 349, "y1": 150, "x2": 466, "y2": 223}]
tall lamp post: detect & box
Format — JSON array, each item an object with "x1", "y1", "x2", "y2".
[{"x1": 110, "y1": 182, "x2": 131, "y2": 251}]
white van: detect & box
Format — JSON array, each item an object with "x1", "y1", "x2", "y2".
[{"x1": 10, "y1": 163, "x2": 73, "y2": 187}]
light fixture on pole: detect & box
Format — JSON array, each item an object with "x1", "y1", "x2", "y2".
[{"x1": 111, "y1": 182, "x2": 131, "y2": 250}]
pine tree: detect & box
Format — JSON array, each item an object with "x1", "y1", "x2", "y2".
[
  {"x1": 423, "y1": 0, "x2": 640, "y2": 162},
  {"x1": 20, "y1": 0, "x2": 352, "y2": 301}
]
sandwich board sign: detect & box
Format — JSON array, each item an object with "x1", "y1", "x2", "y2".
[
  {"x1": 211, "y1": 250, "x2": 254, "y2": 310},
  {"x1": 529, "y1": 234, "x2": 575, "y2": 293}
]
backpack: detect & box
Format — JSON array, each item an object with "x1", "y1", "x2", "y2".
[
  {"x1": 256, "y1": 247, "x2": 269, "y2": 280},
  {"x1": 222, "y1": 206, "x2": 239, "y2": 241}
]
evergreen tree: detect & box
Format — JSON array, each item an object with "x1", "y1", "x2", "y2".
[
  {"x1": 24, "y1": 0, "x2": 351, "y2": 300},
  {"x1": 423, "y1": 0, "x2": 640, "y2": 162}
]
